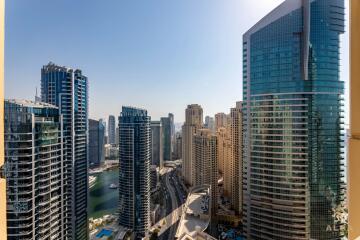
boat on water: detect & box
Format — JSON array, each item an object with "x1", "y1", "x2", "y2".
[
  {"x1": 109, "y1": 183, "x2": 117, "y2": 189},
  {"x1": 89, "y1": 168, "x2": 103, "y2": 175},
  {"x1": 89, "y1": 176, "x2": 97, "y2": 189}
]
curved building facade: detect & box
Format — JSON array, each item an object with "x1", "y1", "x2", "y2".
[
  {"x1": 242, "y1": 0, "x2": 345, "y2": 239},
  {"x1": 118, "y1": 107, "x2": 150, "y2": 239},
  {"x1": 5, "y1": 100, "x2": 65, "y2": 240}
]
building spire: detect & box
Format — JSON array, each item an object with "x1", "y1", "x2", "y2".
[{"x1": 35, "y1": 87, "x2": 41, "y2": 102}]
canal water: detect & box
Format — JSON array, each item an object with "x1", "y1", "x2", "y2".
[{"x1": 89, "y1": 169, "x2": 119, "y2": 219}]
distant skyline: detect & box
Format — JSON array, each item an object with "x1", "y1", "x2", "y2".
[{"x1": 5, "y1": 0, "x2": 349, "y2": 123}]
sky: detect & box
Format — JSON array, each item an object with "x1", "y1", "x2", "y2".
[{"x1": 5, "y1": 0, "x2": 349, "y2": 124}]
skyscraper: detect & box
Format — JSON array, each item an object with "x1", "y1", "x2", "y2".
[
  {"x1": 150, "y1": 121, "x2": 163, "y2": 168},
  {"x1": 115, "y1": 127, "x2": 119, "y2": 146},
  {"x1": 100, "y1": 118, "x2": 108, "y2": 144},
  {"x1": 229, "y1": 102, "x2": 242, "y2": 213},
  {"x1": 118, "y1": 107, "x2": 151, "y2": 239},
  {"x1": 4, "y1": 99, "x2": 66, "y2": 239},
  {"x1": 215, "y1": 113, "x2": 227, "y2": 130},
  {"x1": 216, "y1": 127, "x2": 232, "y2": 174},
  {"x1": 161, "y1": 113, "x2": 174, "y2": 162},
  {"x1": 174, "y1": 132, "x2": 182, "y2": 160},
  {"x1": 41, "y1": 62, "x2": 89, "y2": 239},
  {"x1": 168, "y1": 113, "x2": 175, "y2": 157},
  {"x1": 193, "y1": 129, "x2": 218, "y2": 212},
  {"x1": 243, "y1": 0, "x2": 345, "y2": 238},
  {"x1": 204, "y1": 116, "x2": 215, "y2": 133},
  {"x1": 108, "y1": 115, "x2": 116, "y2": 145},
  {"x1": 89, "y1": 119, "x2": 105, "y2": 167},
  {"x1": 182, "y1": 104, "x2": 203, "y2": 186}
]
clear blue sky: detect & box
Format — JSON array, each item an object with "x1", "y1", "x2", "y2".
[{"x1": 5, "y1": 0, "x2": 349, "y2": 123}]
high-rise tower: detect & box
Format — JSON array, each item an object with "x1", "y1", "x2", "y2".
[
  {"x1": 193, "y1": 129, "x2": 218, "y2": 212},
  {"x1": 174, "y1": 132, "x2": 182, "y2": 160},
  {"x1": 229, "y1": 102, "x2": 242, "y2": 213},
  {"x1": 243, "y1": 0, "x2": 345, "y2": 239},
  {"x1": 161, "y1": 113, "x2": 174, "y2": 162},
  {"x1": 89, "y1": 119, "x2": 105, "y2": 167},
  {"x1": 108, "y1": 115, "x2": 116, "y2": 145},
  {"x1": 168, "y1": 113, "x2": 175, "y2": 158},
  {"x1": 150, "y1": 121, "x2": 163, "y2": 168},
  {"x1": 41, "y1": 62, "x2": 89, "y2": 239},
  {"x1": 215, "y1": 113, "x2": 227, "y2": 130},
  {"x1": 216, "y1": 127, "x2": 232, "y2": 175},
  {"x1": 182, "y1": 104, "x2": 203, "y2": 186},
  {"x1": 5, "y1": 99, "x2": 66, "y2": 239},
  {"x1": 118, "y1": 107, "x2": 150, "y2": 239},
  {"x1": 204, "y1": 116, "x2": 215, "y2": 133}
]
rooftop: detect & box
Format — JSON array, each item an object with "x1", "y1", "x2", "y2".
[
  {"x1": 176, "y1": 185, "x2": 211, "y2": 239},
  {"x1": 42, "y1": 62, "x2": 83, "y2": 73},
  {"x1": 121, "y1": 106, "x2": 148, "y2": 117},
  {"x1": 5, "y1": 99, "x2": 58, "y2": 109},
  {"x1": 179, "y1": 230, "x2": 216, "y2": 240},
  {"x1": 244, "y1": 0, "x2": 302, "y2": 39}
]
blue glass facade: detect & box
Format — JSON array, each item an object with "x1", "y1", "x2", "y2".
[
  {"x1": 41, "y1": 63, "x2": 89, "y2": 240},
  {"x1": 243, "y1": 0, "x2": 345, "y2": 239},
  {"x1": 150, "y1": 121, "x2": 163, "y2": 168},
  {"x1": 5, "y1": 100, "x2": 66, "y2": 240},
  {"x1": 89, "y1": 119, "x2": 105, "y2": 167},
  {"x1": 108, "y1": 115, "x2": 116, "y2": 145},
  {"x1": 161, "y1": 115, "x2": 172, "y2": 161},
  {"x1": 118, "y1": 107, "x2": 150, "y2": 239}
]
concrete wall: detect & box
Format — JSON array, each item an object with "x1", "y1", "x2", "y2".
[
  {"x1": 349, "y1": 0, "x2": 360, "y2": 239},
  {"x1": 0, "y1": 0, "x2": 6, "y2": 239}
]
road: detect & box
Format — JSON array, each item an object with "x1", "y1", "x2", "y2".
[{"x1": 152, "y1": 166, "x2": 188, "y2": 240}]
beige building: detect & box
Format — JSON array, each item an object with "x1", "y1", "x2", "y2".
[
  {"x1": 229, "y1": 102, "x2": 242, "y2": 213},
  {"x1": 0, "y1": 0, "x2": 5, "y2": 239},
  {"x1": 174, "y1": 132, "x2": 182, "y2": 160},
  {"x1": 216, "y1": 127, "x2": 232, "y2": 175},
  {"x1": 216, "y1": 102, "x2": 243, "y2": 213},
  {"x1": 179, "y1": 229, "x2": 216, "y2": 240},
  {"x1": 182, "y1": 104, "x2": 203, "y2": 185},
  {"x1": 193, "y1": 129, "x2": 218, "y2": 212},
  {"x1": 214, "y1": 112, "x2": 227, "y2": 130}
]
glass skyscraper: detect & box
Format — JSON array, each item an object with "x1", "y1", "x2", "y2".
[
  {"x1": 150, "y1": 121, "x2": 163, "y2": 168},
  {"x1": 89, "y1": 119, "x2": 105, "y2": 167},
  {"x1": 118, "y1": 107, "x2": 150, "y2": 239},
  {"x1": 5, "y1": 100, "x2": 66, "y2": 240},
  {"x1": 108, "y1": 115, "x2": 116, "y2": 145},
  {"x1": 242, "y1": 0, "x2": 345, "y2": 239},
  {"x1": 41, "y1": 62, "x2": 89, "y2": 239},
  {"x1": 161, "y1": 113, "x2": 174, "y2": 162}
]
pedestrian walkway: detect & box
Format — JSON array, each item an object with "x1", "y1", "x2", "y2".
[{"x1": 151, "y1": 205, "x2": 183, "y2": 236}]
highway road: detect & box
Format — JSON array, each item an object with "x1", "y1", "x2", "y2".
[{"x1": 153, "y1": 166, "x2": 187, "y2": 240}]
